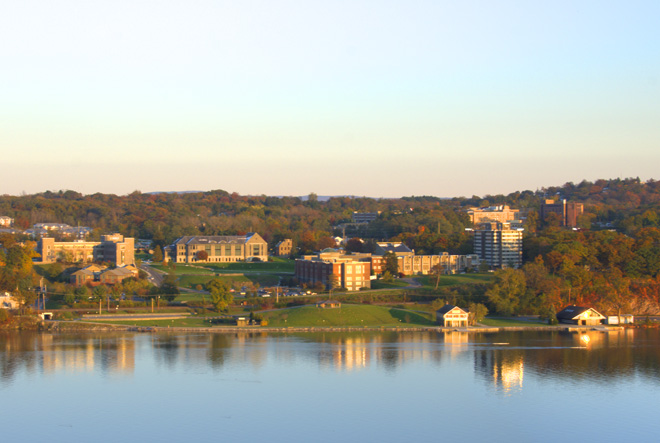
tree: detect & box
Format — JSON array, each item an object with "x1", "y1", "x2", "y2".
[
  {"x1": 345, "y1": 238, "x2": 364, "y2": 253},
  {"x1": 207, "y1": 278, "x2": 233, "y2": 312},
  {"x1": 0, "y1": 244, "x2": 38, "y2": 311},
  {"x1": 600, "y1": 269, "x2": 631, "y2": 324},
  {"x1": 485, "y1": 269, "x2": 527, "y2": 316},
  {"x1": 384, "y1": 252, "x2": 399, "y2": 276},
  {"x1": 468, "y1": 303, "x2": 488, "y2": 325},
  {"x1": 152, "y1": 245, "x2": 164, "y2": 263},
  {"x1": 430, "y1": 263, "x2": 444, "y2": 290},
  {"x1": 159, "y1": 271, "x2": 180, "y2": 302},
  {"x1": 196, "y1": 250, "x2": 208, "y2": 261}
]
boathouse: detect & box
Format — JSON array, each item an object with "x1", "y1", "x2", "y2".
[{"x1": 556, "y1": 306, "x2": 605, "y2": 326}]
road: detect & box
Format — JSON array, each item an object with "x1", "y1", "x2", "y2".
[{"x1": 140, "y1": 264, "x2": 166, "y2": 287}]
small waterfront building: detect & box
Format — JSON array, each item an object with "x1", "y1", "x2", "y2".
[
  {"x1": 436, "y1": 304, "x2": 469, "y2": 327},
  {"x1": 556, "y1": 306, "x2": 605, "y2": 326},
  {"x1": 317, "y1": 300, "x2": 341, "y2": 309},
  {"x1": 1, "y1": 292, "x2": 19, "y2": 309}
]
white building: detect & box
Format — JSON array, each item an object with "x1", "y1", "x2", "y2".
[{"x1": 473, "y1": 222, "x2": 523, "y2": 268}]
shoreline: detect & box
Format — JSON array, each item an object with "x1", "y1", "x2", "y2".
[{"x1": 4, "y1": 320, "x2": 627, "y2": 334}]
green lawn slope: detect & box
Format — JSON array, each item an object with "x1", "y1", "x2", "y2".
[{"x1": 263, "y1": 304, "x2": 435, "y2": 327}]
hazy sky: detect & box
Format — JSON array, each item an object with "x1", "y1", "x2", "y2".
[{"x1": 2, "y1": 1, "x2": 659, "y2": 197}]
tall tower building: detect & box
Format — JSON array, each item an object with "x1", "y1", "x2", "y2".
[{"x1": 473, "y1": 222, "x2": 523, "y2": 269}]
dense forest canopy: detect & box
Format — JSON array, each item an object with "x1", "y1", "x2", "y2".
[{"x1": 1, "y1": 177, "x2": 659, "y2": 252}]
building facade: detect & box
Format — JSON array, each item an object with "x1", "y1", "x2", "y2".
[
  {"x1": 467, "y1": 205, "x2": 519, "y2": 225},
  {"x1": 274, "y1": 239, "x2": 293, "y2": 257},
  {"x1": 373, "y1": 242, "x2": 479, "y2": 276},
  {"x1": 0, "y1": 216, "x2": 13, "y2": 227},
  {"x1": 351, "y1": 212, "x2": 381, "y2": 223},
  {"x1": 396, "y1": 253, "x2": 480, "y2": 276},
  {"x1": 436, "y1": 304, "x2": 469, "y2": 327},
  {"x1": 540, "y1": 199, "x2": 584, "y2": 228},
  {"x1": 165, "y1": 233, "x2": 268, "y2": 263},
  {"x1": 36, "y1": 234, "x2": 135, "y2": 266},
  {"x1": 473, "y1": 222, "x2": 523, "y2": 268},
  {"x1": 295, "y1": 252, "x2": 371, "y2": 291}
]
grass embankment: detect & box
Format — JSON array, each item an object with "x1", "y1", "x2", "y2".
[
  {"x1": 85, "y1": 304, "x2": 436, "y2": 328},
  {"x1": 262, "y1": 304, "x2": 435, "y2": 328},
  {"x1": 370, "y1": 279, "x2": 410, "y2": 289},
  {"x1": 88, "y1": 317, "x2": 227, "y2": 328},
  {"x1": 150, "y1": 258, "x2": 293, "y2": 293}
]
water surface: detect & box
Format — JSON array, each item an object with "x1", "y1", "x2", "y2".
[{"x1": 1, "y1": 329, "x2": 659, "y2": 442}]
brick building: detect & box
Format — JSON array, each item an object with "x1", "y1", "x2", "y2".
[
  {"x1": 540, "y1": 199, "x2": 584, "y2": 228},
  {"x1": 295, "y1": 252, "x2": 371, "y2": 291}
]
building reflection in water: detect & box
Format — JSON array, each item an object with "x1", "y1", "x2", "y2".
[
  {"x1": 41, "y1": 335, "x2": 135, "y2": 375},
  {"x1": 474, "y1": 349, "x2": 524, "y2": 395},
  {"x1": 3, "y1": 328, "x2": 656, "y2": 387}
]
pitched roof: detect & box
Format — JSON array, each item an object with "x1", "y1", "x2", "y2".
[
  {"x1": 436, "y1": 304, "x2": 467, "y2": 315},
  {"x1": 556, "y1": 305, "x2": 605, "y2": 320},
  {"x1": 376, "y1": 242, "x2": 413, "y2": 254},
  {"x1": 172, "y1": 233, "x2": 264, "y2": 246}
]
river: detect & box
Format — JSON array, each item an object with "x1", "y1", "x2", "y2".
[{"x1": 1, "y1": 329, "x2": 659, "y2": 442}]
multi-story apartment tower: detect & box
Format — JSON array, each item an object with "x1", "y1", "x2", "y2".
[{"x1": 473, "y1": 222, "x2": 523, "y2": 269}]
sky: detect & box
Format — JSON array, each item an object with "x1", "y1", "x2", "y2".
[{"x1": 1, "y1": 0, "x2": 659, "y2": 198}]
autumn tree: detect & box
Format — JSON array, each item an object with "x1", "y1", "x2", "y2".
[
  {"x1": 206, "y1": 278, "x2": 233, "y2": 312},
  {"x1": 485, "y1": 269, "x2": 527, "y2": 316},
  {"x1": 0, "y1": 244, "x2": 38, "y2": 311},
  {"x1": 468, "y1": 302, "x2": 488, "y2": 325}
]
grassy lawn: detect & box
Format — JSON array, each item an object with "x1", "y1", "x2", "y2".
[
  {"x1": 418, "y1": 273, "x2": 493, "y2": 288},
  {"x1": 371, "y1": 279, "x2": 410, "y2": 289},
  {"x1": 176, "y1": 274, "x2": 279, "y2": 291},
  {"x1": 87, "y1": 317, "x2": 232, "y2": 328},
  {"x1": 150, "y1": 264, "x2": 217, "y2": 274},
  {"x1": 263, "y1": 304, "x2": 435, "y2": 327},
  {"x1": 151, "y1": 258, "x2": 294, "y2": 275},
  {"x1": 479, "y1": 317, "x2": 549, "y2": 327}
]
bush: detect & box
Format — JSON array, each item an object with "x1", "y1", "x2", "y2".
[
  {"x1": 0, "y1": 309, "x2": 10, "y2": 324},
  {"x1": 55, "y1": 311, "x2": 76, "y2": 320}
]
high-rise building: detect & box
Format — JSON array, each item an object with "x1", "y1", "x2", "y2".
[{"x1": 473, "y1": 222, "x2": 523, "y2": 269}]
